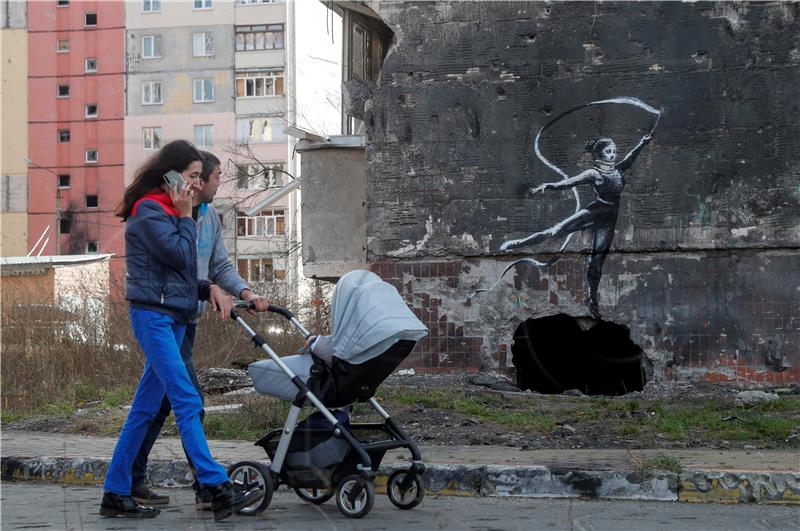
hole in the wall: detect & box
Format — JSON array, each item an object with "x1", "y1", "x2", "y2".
[{"x1": 511, "y1": 314, "x2": 647, "y2": 396}]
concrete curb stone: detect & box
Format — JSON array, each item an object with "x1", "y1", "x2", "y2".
[{"x1": 3, "y1": 456, "x2": 798, "y2": 505}]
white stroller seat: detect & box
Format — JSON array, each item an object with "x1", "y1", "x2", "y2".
[{"x1": 248, "y1": 270, "x2": 427, "y2": 403}]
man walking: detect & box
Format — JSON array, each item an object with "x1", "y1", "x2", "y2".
[{"x1": 130, "y1": 152, "x2": 269, "y2": 509}]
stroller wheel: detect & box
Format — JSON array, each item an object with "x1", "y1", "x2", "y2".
[
  {"x1": 227, "y1": 461, "x2": 273, "y2": 516},
  {"x1": 386, "y1": 469, "x2": 425, "y2": 510},
  {"x1": 335, "y1": 475, "x2": 375, "y2": 519},
  {"x1": 294, "y1": 487, "x2": 334, "y2": 505}
]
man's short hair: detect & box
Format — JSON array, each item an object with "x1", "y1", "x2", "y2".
[{"x1": 200, "y1": 151, "x2": 221, "y2": 182}]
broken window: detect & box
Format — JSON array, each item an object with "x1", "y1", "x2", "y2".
[
  {"x1": 236, "y1": 209, "x2": 285, "y2": 237},
  {"x1": 343, "y1": 10, "x2": 392, "y2": 134},
  {"x1": 235, "y1": 24, "x2": 284, "y2": 51}
]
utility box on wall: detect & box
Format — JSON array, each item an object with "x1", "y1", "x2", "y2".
[{"x1": 298, "y1": 136, "x2": 367, "y2": 281}]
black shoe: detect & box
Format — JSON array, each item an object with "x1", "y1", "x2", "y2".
[
  {"x1": 208, "y1": 481, "x2": 265, "y2": 522},
  {"x1": 131, "y1": 483, "x2": 170, "y2": 506},
  {"x1": 195, "y1": 486, "x2": 213, "y2": 511},
  {"x1": 99, "y1": 492, "x2": 160, "y2": 518}
]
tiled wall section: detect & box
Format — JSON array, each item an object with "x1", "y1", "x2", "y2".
[{"x1": 372, "y1": 251, "x2": 800, "y2": 385}]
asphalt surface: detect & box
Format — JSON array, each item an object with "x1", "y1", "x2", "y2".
[{"x1": 3, "y1": 482, "x2": 799, "y2": 531}]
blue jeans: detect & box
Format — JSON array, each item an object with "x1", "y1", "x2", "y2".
[
  {"x1": 131, "y1": 323, "x2": 203, "y2": 488},
  {"x1": 104, "y1": 309, "x2": 228, "y2": 495}
]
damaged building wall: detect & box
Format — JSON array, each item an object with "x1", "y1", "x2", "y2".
[{"x1": 361, "y1": 2, "x2": 800, "y2": 385}]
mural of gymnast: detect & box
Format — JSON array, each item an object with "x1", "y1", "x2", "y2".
[{"x1": 499, "y1": 132, "x2": 653, "y2": 319}]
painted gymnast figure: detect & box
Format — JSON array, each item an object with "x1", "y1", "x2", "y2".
[{"x1": 500, "y1": 133, "x2": 652, "y2": 318}]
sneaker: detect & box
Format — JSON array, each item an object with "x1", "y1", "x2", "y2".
[
  {"x1": 195, "y1": 486, "x2": 213, "y2": 511},
  {"x1": 207, "y1": 481, "x2": 265, "y2": 522},
  {"x1": 131, "y1": 483, "x2": 170, "y2": 506},
  {"x1": 99, "y1": 492, "x2": 160, "y2": 518}
]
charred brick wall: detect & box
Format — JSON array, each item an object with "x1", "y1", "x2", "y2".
[{"x1": 363, "y1": 2, "x2": 800, "y2": 385}]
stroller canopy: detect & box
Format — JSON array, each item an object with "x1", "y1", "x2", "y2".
[{"x1": 328, "y1": 270, "x2": 428, "y2": 365}]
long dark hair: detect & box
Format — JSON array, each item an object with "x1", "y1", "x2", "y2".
[{"x1": 115, "y1": 140, "x2": 202, "y2": 220}]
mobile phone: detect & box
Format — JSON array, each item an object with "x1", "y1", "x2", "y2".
[{"x1": 163, "y1": 170, "x2": 185, "y2": 189}]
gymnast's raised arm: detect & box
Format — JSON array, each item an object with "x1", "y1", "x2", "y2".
[
  {"x1": 616, "y1": 133, "x2": 652, "y2": 172},
  {"x1": 526, "y1": 169, "x2": 597, "y2": 196}
]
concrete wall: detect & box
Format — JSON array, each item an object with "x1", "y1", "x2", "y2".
[
  {"x1": 300, "y1": 145, "x2": 366, "y2": 279},
  {"x1": 361, "y1": 1, "x2": 800, "y2": 385}
]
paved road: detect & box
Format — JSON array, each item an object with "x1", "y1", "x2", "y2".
[{"x1": 2, "y1": 482, "x2": 798, "y2": 531}]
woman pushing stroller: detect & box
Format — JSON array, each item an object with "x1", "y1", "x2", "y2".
[{"x1": 99, "y1": 140, "x2": 264, "y2": 521}]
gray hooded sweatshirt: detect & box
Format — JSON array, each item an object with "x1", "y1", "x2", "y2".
[{"x1": 194, "y1": 203, "x2": 249, "y2": 322}]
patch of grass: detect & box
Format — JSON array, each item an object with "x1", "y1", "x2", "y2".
[
  {"x1": 618, "y1": 424, "x2": 642, "y2": 437},
  {"x1": 379, "y1": 387, "x2": 556, "y2": 433},
  {"x1": 100, "y1": 386, "x2": 135, "y2": 408},
  {"x1": 634, "y1": 453, "x2": 683, "y2": 475},
  {"x1": 202, "y1": 396, "x2": 292, "y2": 440}
]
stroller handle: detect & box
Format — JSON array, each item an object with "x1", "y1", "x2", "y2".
[{"x1": 231, "y1": 301, "x2": 311, "y2": 338}]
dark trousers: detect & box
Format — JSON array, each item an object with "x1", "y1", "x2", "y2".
[{"x1": 131, "y1": 323, "x2": 204, "y2": 487}]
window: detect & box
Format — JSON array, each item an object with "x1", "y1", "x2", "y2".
[
  {"x1": 85, "y1": 103, "x2": 98, "y2": 118},
  {"x1": 142, "y1": 0, "x2": 160, "y2": 13},
  {"x1": 236, "y1": 209, "x2": 285, "y2": 237},
  {"x1": 237, "y1": 257, "x2": 275, "y2": 283},
  {"x1": 237, "y1": 163, "x2": 283, "y2": 190},
  {"x1": 85, "y1": 58, "x2": 97, "y2": 73},
  {"x1": 57, "y1": 0, "x2": 69, "y2": 6},
  {"x1": 194, "y1": 0, "x2": 212, "y2": 8},
  {"x1": 142, "y1": 127, "x2": 162, "y2": 150},
  {"x1": 141, "y1": 81, "x2": 163, "y2": 105},
  {"x1": 194, "y1": 125, "x2": 213, "y2": 148},
  {"x1": 86, "y1": 240, "x2": 99, "y2": 253},
  {"x1": 193, "y1": 79, "x2": 214, "y2": 103},
  {"x1": 84, "y1": 12, "x2": 97, "y2": 26},
  {"x1": 142, "y1": 35, "x2": 161, "y2": 59},
  {"x1": 60, "y1": 218, "x2": 71, "y2": 234},
  {"x1": 85, "y1": 150, "x2": 98, "y2": 163},
  {"x1": 236, "y1": 0, "x2": 284, "y2": 4},
  {"x1": 235, "y1": 25, "x2": 284, "y2": 51},
  {"x1": 86, "y1": 195, "x2": 98, "y2": 208},
  {"x1": 58, "y1": 129, "x2": 70, "y2": 143},
  {"x1": 236, "y1": 117, "x2": 286, "y2": 144},
  {"x1": 193, "y1": 32, "x2": 214, "y2": 57},
  {"x1": 57, "y1": 84, "x2": 70, "y2": 98},
  {"x1": 58, "y1": 174, "x2": 70, "y2": 188},
  {"x1": 57, "y1": 39, "x2": 70, "y2": 52},
  {"x1": 235, "y1": 71, "x2": 284, "y2": 98}
]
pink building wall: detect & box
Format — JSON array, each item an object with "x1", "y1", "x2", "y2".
[{"x1": 27, "y1": 1, "x2": 126, "y2": 283}]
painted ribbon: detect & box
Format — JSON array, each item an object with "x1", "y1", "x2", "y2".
[{"x1": 469, "y1": 97, "x2": 662, "y2": 298}]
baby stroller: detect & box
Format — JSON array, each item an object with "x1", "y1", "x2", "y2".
[{"x1": 226, "y1": 270, "x2": 429, "y2": 519}]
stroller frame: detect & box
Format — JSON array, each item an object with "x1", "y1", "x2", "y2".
[{"x1": 228, "y1": 303, "x2": 426, "y2": 519}]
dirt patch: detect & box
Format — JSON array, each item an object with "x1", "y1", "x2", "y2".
[{"x1": 5, "y1": 372, "x2": 799, "y2": 451}]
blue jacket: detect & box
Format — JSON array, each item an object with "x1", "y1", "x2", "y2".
[{"x1": 125, "y1": 190, "x2": 211, "y2": 323}]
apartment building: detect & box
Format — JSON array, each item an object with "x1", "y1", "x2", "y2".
[
  {"x1": 1, "y1": 2, "x2": 28, "y2": 256},
  {"x1": 26, "y1": 0, "x2": 126, "y2": 276},
  {"x1": 124, "y1": 0, "x2": 291, "y2": 288}
]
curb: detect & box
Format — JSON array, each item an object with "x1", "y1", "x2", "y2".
[{"x1": 3, "y1": 456, "x2": 799, "y2": 505}]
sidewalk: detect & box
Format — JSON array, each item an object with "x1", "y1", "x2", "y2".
[{"x1": 2, "y1": 430, "x2": 798, "y2": 504}]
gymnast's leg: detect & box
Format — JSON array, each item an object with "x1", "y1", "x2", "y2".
[
  {"x1": 585, "y1": 225, "x2": 615, "y2": 318},
  {"x1": 500, "y1": 208, "x2": 594, "y2": 251}
]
